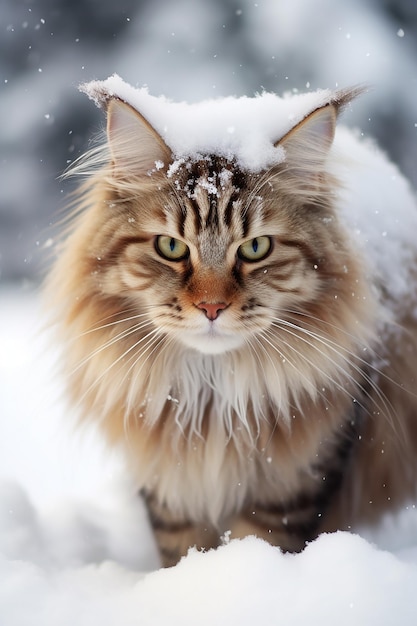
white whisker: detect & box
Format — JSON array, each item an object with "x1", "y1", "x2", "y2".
[
  {"x1": 77, "y1": 311, "x2": 151, "y2": 337},
  {"x1": 68, "y1": 319, "x2": 155, "y2": 377},
  {"x1": 260, "y1": 327, "x2": 335, "y2": 409},
  {"x1": 281, "y1": 307, "x2": 408, "y2": 397},
  {"x1": 122, "y1": 332, "x2": 171, "y2": 432},
  {"x1": 269, "y1": 317, "x2": 394, "y2": 424},
  {"x1": 72, "y1": 326, "x2": 162, "y2": 411}
]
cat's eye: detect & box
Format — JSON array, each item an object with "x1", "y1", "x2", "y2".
[
  {"x1": 155, "y1": 235, "x2": 190, "y2": 261},
  {"x1": 237, "y1": 236, "x2": 272, "y2": 262}
]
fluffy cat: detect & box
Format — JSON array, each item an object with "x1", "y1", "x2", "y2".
[{"x1": 46, "y1": 77, "x2": 417, "y2": 567}]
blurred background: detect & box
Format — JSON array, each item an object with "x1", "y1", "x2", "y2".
[{"x1": 1, "y1": 0, "x2": 417, "y2": 285}]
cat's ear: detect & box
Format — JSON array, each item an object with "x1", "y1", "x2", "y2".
[
  {"x1": 277, "y1": 104, "x2": 337, "y2": 179},
  {"x1": 106, "y1": 98, "x2": 171, "y2": 177}
]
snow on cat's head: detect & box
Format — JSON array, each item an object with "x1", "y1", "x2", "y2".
[{"x1": 80, "y1": 73, "x2": 348, "y2": 172}]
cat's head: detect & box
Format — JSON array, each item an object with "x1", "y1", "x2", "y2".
[{"x1": 58, "y1": 87, "x2": 373, "y2": 364}]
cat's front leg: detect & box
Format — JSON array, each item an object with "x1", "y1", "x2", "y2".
[
  {"x1": 141, "y1": 490, "x2": 219, "y2": 567},
  {"x1": 228, "y1": 500, "x2": 322, "y2": 553}
]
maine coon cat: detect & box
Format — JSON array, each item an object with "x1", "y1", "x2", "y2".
[{"x1": 47, "y1": 75, "x2": 417, "y2": 567}]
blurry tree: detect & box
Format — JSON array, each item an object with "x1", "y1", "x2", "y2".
[{"x1": 1, "y1": 0, "x2": 416, "y2": 282}]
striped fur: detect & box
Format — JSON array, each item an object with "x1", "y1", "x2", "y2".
[{"x1": 46, "y1": 91, "x2": 417, "y2": 567}]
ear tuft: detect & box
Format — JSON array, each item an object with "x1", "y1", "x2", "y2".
[
  {"x1": 278, "y1": 104, "x2": 337, "y2": 175},
  {"x1": 106, "y1": 99, "x2": 171, "y2": 177}
]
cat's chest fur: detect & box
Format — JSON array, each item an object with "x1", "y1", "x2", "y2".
[{"x1": 121, "y1": 346, "x2": 354, "y2": 525}]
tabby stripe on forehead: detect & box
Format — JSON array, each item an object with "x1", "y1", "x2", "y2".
[
  {"x1": 223, "y1": 188, "x2": 241, "y2": 229},
  {"x1": 187, "y1": 197, "x2": 203, "y2": 233},
  {"x1": 223, "y1": 200, "x2": 234, "y2": 228},
  {"x1": 232, "y1": 169, "x2": 252, "y2": 234},
  {"x1": 206, "y1": 199, "x2": 219, "y2": 229},
  {"x1": 241, "y1": 208, "x2": 251, "y2": 238},
  {"x1": 176, "y1": 209, "x2": 186, "y2": 238}
]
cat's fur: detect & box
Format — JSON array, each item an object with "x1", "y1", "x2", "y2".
[{"x1": 47, "y1": 86, "x2": 417, "y2": 567}]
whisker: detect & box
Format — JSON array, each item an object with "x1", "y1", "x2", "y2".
[
  {"x1": 76, "y1": 312, "x2": 151, "y2": 337},
  {"x1": 271, "y1": 315, "x2": 391, "y2": 407},
  {"x1": 268, "y1": 318, "x2": 394, "y2": 425},
  {"x1": 280, "y1": 307, "x2": 383, "y2": 365},
  {"x1": 259, "y1": 327, "x2": 332, "y2": 409},
  {"x1": 239, "y1": 335, "x2": 273, "y2": 434},
  {"x1": 243, "y1": 333, "x2": 293, "y2": 446},
  {"x1": 68, "y1": 318, "x2": 155, "y2": 377},
  {"x1": 280, "y1": 307, "x2": 409, "y2": 397},
  {"x1": 120, "y1": 327, "x2": 166, "y2": 380},
  {"x1": 74, "y1": 327, "x2": 163, "y2": 411},
  {"x1": 75, "y1": 301, "x2": 161, "y2": 338},
  {"x1": 122, "y1": 332, "x2": 172, "y2": 432}
]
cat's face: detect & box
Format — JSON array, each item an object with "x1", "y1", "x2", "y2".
[
  {"x1": 76, "y1": 96, "x2": 366, "y2": 360},
  {"x1": 102, "y1": 157, "x2": 327, "y2": 356}
]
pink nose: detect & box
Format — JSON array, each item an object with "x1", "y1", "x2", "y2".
[{"x1": 196, "y1": 302, "x2": 228, "y2": 321}]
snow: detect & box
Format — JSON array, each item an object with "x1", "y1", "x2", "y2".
[
  {"x1": 2, "y1": 286, "x2": 417, "y2": 624},
  {"x1": 333, "y1": 127, "x2": 417, "y2": 309},
  {"x1": 82, "y1": 73, "x2": 339, "y2": 171}
]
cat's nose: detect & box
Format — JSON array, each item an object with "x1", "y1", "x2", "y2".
[{"x1": 196, "y1": 302, "x2": 228, "y2": 321}]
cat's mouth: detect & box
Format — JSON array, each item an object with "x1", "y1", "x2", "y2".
[{"x1": 178, "y1": 321, "x2": 246, "y2": 355}]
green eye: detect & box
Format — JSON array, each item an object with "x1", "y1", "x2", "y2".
[
  {"x1": 155, "y1": 235, "x2": 190, "y2": 261},
  {"x1": 238, "y1": 236, "x2": 272, "y2": 262}
]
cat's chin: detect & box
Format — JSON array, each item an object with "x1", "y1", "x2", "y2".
[{"x1": 178, "y1": 331, "x2": 246, "y2": 355}]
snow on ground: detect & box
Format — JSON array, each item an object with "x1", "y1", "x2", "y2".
[{"x1": 1, "y1": 285, "x2": 417, "y2": 625}]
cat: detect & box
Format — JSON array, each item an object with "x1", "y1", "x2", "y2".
[{"x1": 46, "y1": 76, "x2": 417, "y2": 567}]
